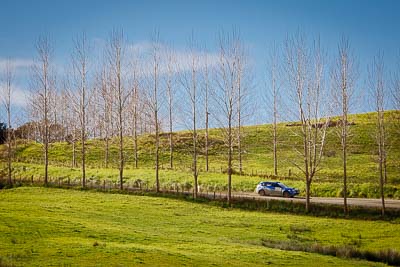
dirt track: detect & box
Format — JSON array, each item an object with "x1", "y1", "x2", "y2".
[{"x1": 208, "y1": 192, "x2": 400, "y2": 209}]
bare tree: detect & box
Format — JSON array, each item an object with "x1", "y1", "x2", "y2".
[
  {"x1": 266, "y1": 43, "x2": 281, "y2": 176},
  {"x1": 392, "y1": 55, "x2": 400, "y2": 129},
  {"x1": 29, "y1": 35, "x2": 56, "y2": 186},
  {"x1": 59, "y1": 81, "x2": 78, "y2": 168},
  {"x1": 58, "y1": 85, "x2": 69, "y2": 142},
  {"x1": 69, "y1": 32, "x2": 91, "y2": 187},
  {"x1": 1, "y1": 59, "x2": 15, "y2": 185},
  {"x1": 179, "y1": 36, "x2": 200, "y2": 198},
  {"x1": 369, "y1": 53, "x2": 387, "y2": 216},
  {"x1": 236, "y1": 44, "x2": 244, "y2": 175},
  {"x1": 203, "y1": 52, "x2": 211, "y2": 172},
  {"x1": 213, "y1": 31, "x2": 241, "y2": 205},
  {"x1": 284, "y1": 33, "x2": 329, "y2": 212},
  {"x1": 233, "y1": 37, "x2": 250, "y2": 176},
  {"x1": 96, "y1": 66, "x2": 114, "y2": 168},
  {"x1": 107, "y1": 29, "x2": 128, "y2": 190},
  {"x1": 331, "y1": 37, "x2": 358, "y2": 215},
  {"x1": 131, "y1": 57, "x2": 140, "y2": 169},
  {"x1": 165, "y1": 48, "x2": 176, "y2": 169},
  {"x1": 144, "y1": 33, "x2": 162, "y2": 193}
]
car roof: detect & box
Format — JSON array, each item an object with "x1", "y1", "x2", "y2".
[{"x1": 259, "y1": 181, "x2": 279, "y2": 184}]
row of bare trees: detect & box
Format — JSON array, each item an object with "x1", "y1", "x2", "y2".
[
  {"x1": 267, "y1": 33, "x2": 398, "y2": 214},
  {"x1": 20, "y1": 30, "x2": 250, "y2": 200},
  {"x1": 1, "y1": 30, "x2": 399, "y2": 214},
  {"x1": 1, "y1": 59, "x2": 14, "y2": 185}
]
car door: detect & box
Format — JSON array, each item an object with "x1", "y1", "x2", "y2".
[
  {"x1": 264, "y1": 183, "x2": 274, "y2": 195},
  {"x1": 271, "y1": 183, "x2": 282, "y2": 196}
]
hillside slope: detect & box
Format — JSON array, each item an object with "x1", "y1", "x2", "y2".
[{"x1": 1, "y1": 111, "x2": 399, "y2": 198}]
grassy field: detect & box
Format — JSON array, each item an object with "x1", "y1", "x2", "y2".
[
  {"x1": 1, "y1": 187, "x2": 400, "y2": 266},
  {"x1": 1, "y1": 111, "x2": 400, "y2": 198}
]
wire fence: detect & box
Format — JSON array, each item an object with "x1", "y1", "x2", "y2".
[
  {"x1": 0, "y1": 175, "x2": 268, "y2": 204},
  {"x1": 16, "y1": 157, "x2": 299, "y2": 181}
]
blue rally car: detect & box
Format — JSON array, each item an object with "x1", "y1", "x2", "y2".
[{"x1": 255, "y1": 181, "x2": 299, "y2": 198}]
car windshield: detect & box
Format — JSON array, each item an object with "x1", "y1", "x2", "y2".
[{"x1": 277, "y1": 182, "x2": 288, "y2": 188}]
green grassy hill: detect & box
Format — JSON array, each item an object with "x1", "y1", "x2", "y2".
[
  {"x1": 1, "y1": 111, "x2": 400, "y2": 198},
  {"x1": 0, "y1": 187, "x2": 398, "y2": 266}
]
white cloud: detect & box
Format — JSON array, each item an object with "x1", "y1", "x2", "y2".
[
  {"x1": 11, "y1": 87, "x2": 28, "y2": 107},
  {"x1": 0, "y1": 58, "x2": 32, "y2": 108},
  {"x1": 90, "y1": 38, "x2": 219, "y2": 77},
  {"x1": 126, "y1": 41, "x2": 219, "y2": 76},
  {"x1": 0, "y1": 58, "x2": 33, "y2": 72},
  {"x1": 128, "y1": 41, "x2": 153, "y2": 54},
  {"x1": 0, "y1": 83, "x2": 28, "y2": 107}
]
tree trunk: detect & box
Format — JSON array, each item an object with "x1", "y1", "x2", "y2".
[
  {"x1": 378, "y1": 110, "x2": 386, "y2": 216},
  {"x1": 105, "y1": 137, "x2": 109, "y2": 168},
  {"x1": 44, "y1": 97, "x2": 49, "y2": 186},
  {"x1": 205, "y1": 60, "x2": 209, "y2": 172},
  {"x1": 81, "y1": 83, "x2": 86, "y2": 188},
  {"x1": 343, "y1": 141, "x2": 348, "y2": 214},
  {"x1": 169, "y1": 100, "x2": 173, "y2": 169},
  {"x1": 119, "y1": 131, "x2": 123, "y2": 190},
  {"x1": 44, "y1": 136, "x2": 49, "y2": 186},
  {"x1": 118, "y1": 83, "x2": 124, "y2": 189},
  {"x1": 155, "y1": 114, "x2": 160, "y2": 193},
  {"x1": 379, "y1": 154, "x2": 386, "y2": 216},
  {"x1": 273, "y1": 112, "x2": 277, "y2": 176},
  {"x1": 238, "y1": 75, "x2": 242, "y2": 175},
  {"x1": 7, "y1": 100, "x2": 12, "y2": 185},
  {"x1": 205, "y1": 110, "x2": 209, "y2": 172},
  {"x1": 193, "y1": 64, "x2": 198, "y2": 199},
  {"x1": 134, "y1": 126, "x2": 138, "y2": 169},
  {"x1": 302, "y1": 123, "x2": 310, "y2": 213},
  {"x1": 7, "y1": 132, "x2": 12, "y2": 185},
  {"x1": 227, "y1": 112, "x2": 232, "y2": 205},
  {"x1": 7, "y1": 131, "x2": 12, "y2": 185},
  {"x1": 342, "y1": 119, "x2": 348, "y2": 215},
  {"x1": 305, "y1": 180, "x2": 311, "y2": 213}
]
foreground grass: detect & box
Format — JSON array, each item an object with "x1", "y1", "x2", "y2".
[{"x1": 1, "y1": 187, "x2": 400, "y2": 266}]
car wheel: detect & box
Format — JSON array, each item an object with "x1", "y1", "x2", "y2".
[
  {"x1": 283, "y1": 191, "x2": 290, "y2": 198},
  {"x1": 258, "y1": 190, "x2": 266, "y2": 196}
]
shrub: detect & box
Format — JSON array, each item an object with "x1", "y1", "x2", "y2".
[{"x1": 261, "y1": 238, "x2": 400, "y2": 266}]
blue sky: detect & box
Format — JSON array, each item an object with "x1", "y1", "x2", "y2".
[{"x1": 1, "y1": 0, "x2": 399, "y2": 123}]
